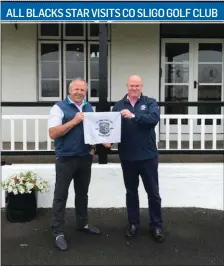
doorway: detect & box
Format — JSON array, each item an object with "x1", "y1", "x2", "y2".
[{"x1": 160, "y1": 39, "x2": 224, "y2": 138}]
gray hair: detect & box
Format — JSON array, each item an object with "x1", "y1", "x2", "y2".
[{"x1": 68, "y1": 78, "x2": 88, "y2": 89}]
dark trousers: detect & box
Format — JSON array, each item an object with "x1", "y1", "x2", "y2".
[
  {"x1": 51, "y1": 155, "x2": 93, "y2": 237},
  {"x1": 121, "y1": 156, "x2": 163, "y2": 230}
]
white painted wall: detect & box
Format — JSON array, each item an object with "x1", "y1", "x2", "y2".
[
  {"x1": 2, "y1": 24, "x2": 37, "y2": 102},
  {"x1": 1, "y1": 163, "x2": 223, "y2": 210},
  {"x1": 110, "y1": 24, "x2": 160, "y2": 101},
  {"x1": 1, "y1": 24, "x2": 160, "y2": 143}
]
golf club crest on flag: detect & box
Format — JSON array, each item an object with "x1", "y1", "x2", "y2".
[{"x1": 97, "y1": 120, "x2": 113, "y2": 136}]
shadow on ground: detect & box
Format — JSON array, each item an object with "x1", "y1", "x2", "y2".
[{"x1": 1, "y1": 208, "x2": 224, "y2": 265}]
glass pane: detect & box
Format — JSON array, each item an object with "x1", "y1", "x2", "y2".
[
  {"x1": 66, "y1": 62, "x2": 84, "y2": 79},
  {"x1": 90, "y1": 24, "x2": 99, "y2": 37},
  {"x1": 41, "y1": 62, "x2": 59, "y2": 79},
  {"x1": 165, "y1": 85, "x2": 188, "y2": 125},
  {"x1": 198, "y1": 64, "x2": 222, "y2": 83},
  {"x1": 90, "y1": 80, "x2": 99, "y2": 97},
  {"x1": 197, "y1": 85, "x2": 221, "y2": 125},
  {"x1": 198, "y1": 43, "x2": 222, "y2": 62},
  {"x1": 41, "y1": 80, "x2": 59, "y2": 97},
  {"x1": 90, "y1": 44, "x2": 99, "y2": 81},
  {"x1": 40, "y1": 24, "x2": 59, "y2": 36},
  {"x1": 90, "y1": 44, "x2": 99, "y2": 61},
  {"x1": 198, "y1": 85, "x2": 221, "y2": 101},
  {"x1": 41, "y1": 43, "x2": 59, "y2": 61},
  {"x1": 165, "y1": 43, "x2": 189, "y2": 62},
  {"x1": 65, "y1": 23, "x2": 84, "y2": 37},
  {"x1": 165, "y1": 64, "x2": 189, "y2": 83},
  {"x1": 91, "y1": 62, "x2": 99, "y2": 79},
  {"x1": 66, "y1": 44, "x2": 84, "y2": 62},
  {"x1": 66, "y1": 80, "x2": 72, "y2": 92}
]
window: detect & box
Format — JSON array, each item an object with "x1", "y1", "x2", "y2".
[
  {"x1": 63, "y1": 23, "x2": 85, "y2": 39},
  {"x1": 38, "y1": 24, "x2": 110, "y2": 102},
  {"x1": 88, "y1": 42, "x2": 110, "y2": 101},
  {"x1": 63, "y1": 42, "x2": 86, "y2": 95},
  {"x1": 38, "y1": 41, "x2": 62, "y2": 101}
]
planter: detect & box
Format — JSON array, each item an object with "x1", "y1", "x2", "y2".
[{"x1": 6, "y1": 191, "x2": 37, "y2": 223}]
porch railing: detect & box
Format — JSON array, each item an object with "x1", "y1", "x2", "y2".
[{"x1": 2, "y1": 114, "x2": 223, "y2": 156}]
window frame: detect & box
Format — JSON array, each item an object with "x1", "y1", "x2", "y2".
[{"x1": 38, "y1": 40, "x2": 62, "y2": 102}]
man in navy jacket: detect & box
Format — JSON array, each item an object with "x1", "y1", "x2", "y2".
[
  {"x1": 48, "y1": 78, "x2": 101, "y2": 251},
  {"x1": 105, "y1": 75, "x2": 164, "y2": 242}
]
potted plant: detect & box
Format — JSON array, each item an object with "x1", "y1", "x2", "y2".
[{"x1": 1, "y1": 171, "x2": 49, "y2": 223}]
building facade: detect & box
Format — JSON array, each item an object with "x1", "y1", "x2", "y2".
[{"x1": 2, "y1": 23, "x2": 224, "y2": 152}]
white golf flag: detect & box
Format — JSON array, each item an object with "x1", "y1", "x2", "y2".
[{"x1": 83, "y1": 112, "x2": 121, "y2": 144}]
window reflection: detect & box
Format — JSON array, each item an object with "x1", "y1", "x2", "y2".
[
  {"x1": 40, "y1": 43, "x2": 60, "y2": 98},
  {"x1": 165, "y1": 85, "x2": 188, "y2": 125},
  {"x1": 65, "y1": 44, "x2": 85, "y2": 81},
  {"x1": 165, "y1": 43, "x2": 189, "y2": 62},
  {"x1": 198, "y1": 64, "x2": 222, "y2": 83},
  {"x1": 90, "y1": 80, "x2": 99, "y2": 97},
  {"x1": 90, "y1": 44, "x2": 99, "y2": 97},
  {"x1": 197, "y1": 85, "x2": 221, "y2": 125},
  {"x1": 165, "y1": 64, "x2": 189, "y2": 83},
  {"x1": 41, "y1": 43, "x2": 59, "y2": 61},
  {"x1": 198, "y1": 43, "x2": 222, "y2": 62},
  {"x1": 41, "y1": 80, "x2": 59, "y2": 97},
  {"x1": 40, "y1": 24, "x2": 59, "y2": 36},
  {"x1": 65, "y1": 24, "x2": 84, "y2": 37}
]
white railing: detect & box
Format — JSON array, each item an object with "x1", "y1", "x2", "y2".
[
  {"x1": 2, "y1": 114, "x2": 224, "y2": 152},
  {"x1": 160, "y1": 114, "x2": 223, "y2": 151},
  {"x1": 2, "y1": 115, "x2": 52, "y2": 151}
]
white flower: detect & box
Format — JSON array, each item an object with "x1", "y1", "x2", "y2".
[
  {"x1": 8, "y1": 186, "x2": 13, "y2": 193},
  {"x1": 13, "y1": 189, "x2": 18, "y2": 195},
  {"x1": 26, "y1": 183, "x2": 34, "y2": 191},
  {"x1": 19, "y1": 187, "x2": 25, "y2": 194},
  {"x1": 1, "y1": 171, "x2": 49, "y2": 194},
  {"x1": 9, "y1": 179, "x2": 15, "y2": 185}
]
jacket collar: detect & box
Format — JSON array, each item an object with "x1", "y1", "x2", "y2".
[
  {"x1": 65, "y1": 96, "x2": 88, "y2": 106},
  {"x1": 123, "y1": 93, "x2": 142, "y2": 103}
]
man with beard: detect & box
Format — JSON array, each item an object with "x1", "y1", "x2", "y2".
[{"x1": 48, "y1": 78, "x2": 101, "y2": 251}]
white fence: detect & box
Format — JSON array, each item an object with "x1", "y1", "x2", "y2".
[{"x1": 2, "y1": 114, "x2": 224, "y2": 151}]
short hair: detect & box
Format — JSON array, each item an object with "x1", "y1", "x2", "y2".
[{"x1": 68, "y1": 78, "x2": 88, "y2": 89}]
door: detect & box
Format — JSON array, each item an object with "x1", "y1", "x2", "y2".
[
  {"x1": 160, "y1": 39, "x2": 224, "y2": 136},
  {"x1": 160, "y1": 39, "x2": 194, "y2": 134},
  {"x1": 193, "y1": 40, "x2": 223, "y2": 133}
]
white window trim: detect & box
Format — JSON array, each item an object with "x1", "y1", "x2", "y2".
[
  {"x1": 63, "y1": 41, "x2": 87, "y2": 98},
  {"x1": 88, "y1": 41, "x2": 111, "y2": 102},
  {"x1": 87, "y1": 24, "x2": 110, "y2": 40},
  {"x1": 38, "y1": 24, "x2": 61, "y2": 40},
  {"x1": 38, "y1": 41, "x2": 62, "y2": 102},
  {"x1": 63, "y1": 23, "x2": 86, "y2": 40}
]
